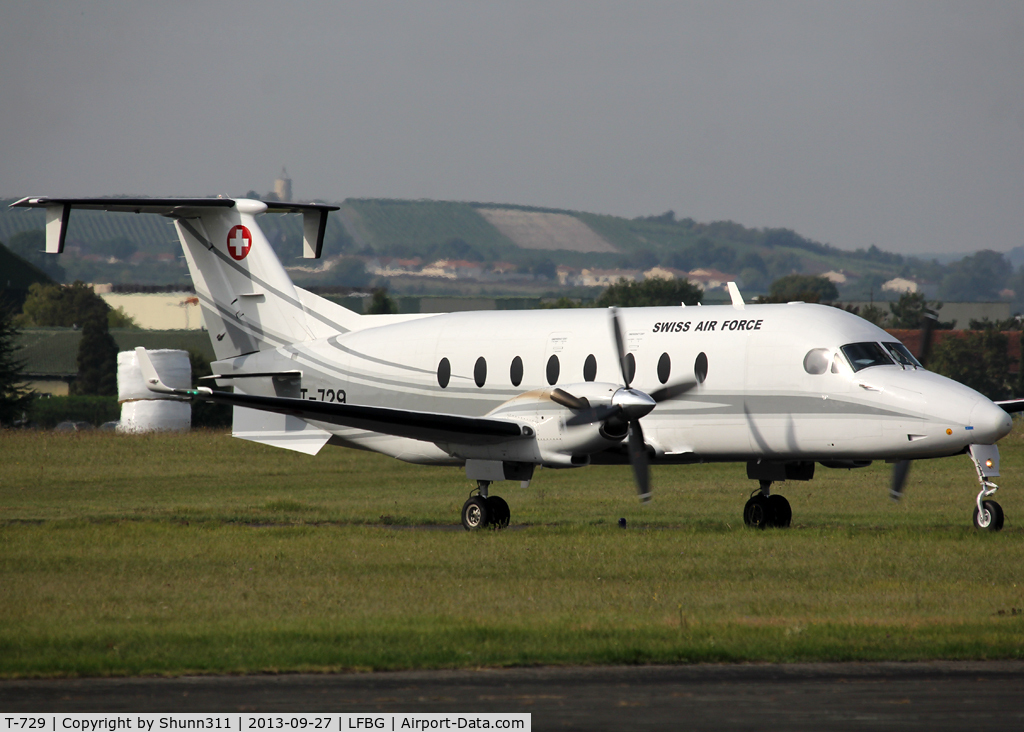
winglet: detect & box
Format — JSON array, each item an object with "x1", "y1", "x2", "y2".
[
  {"x1": 135, "y1": 347, "x2": 211, "y2": 397},
  {"x1": 136, "y1": 347, "x2": 179, "y2": 395},
  {"x1": 727, "y1": 282, "x2": 745, "y2": 310}
]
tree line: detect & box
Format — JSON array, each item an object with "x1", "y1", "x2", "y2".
[{"x1": 3, "y1": 275, "x2": 1024, "y2": 426}]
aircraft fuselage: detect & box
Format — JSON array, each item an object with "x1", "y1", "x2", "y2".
[{"x1": 219, "y1": 301, "x2": 1012, "y2": 467}]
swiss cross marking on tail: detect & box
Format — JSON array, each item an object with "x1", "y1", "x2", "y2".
[{"x1": 227, "y1": 225, "x2": 252, "y2": 260}]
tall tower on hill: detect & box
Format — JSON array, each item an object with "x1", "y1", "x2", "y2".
[{"x1": 274, "y1": 167, "x2": 292, "y2": 202}]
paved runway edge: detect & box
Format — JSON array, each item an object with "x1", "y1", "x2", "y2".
[{"x1": 4, "y1": 661, "x2": 1024, "y2": 730}]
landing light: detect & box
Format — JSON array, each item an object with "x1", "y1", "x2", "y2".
[
  {"x1": 986, "y1": 459, "x2": 994, "y2": 468},
  {"x1": 946, "y1": 429, "x2": 953, "y2": 435}
]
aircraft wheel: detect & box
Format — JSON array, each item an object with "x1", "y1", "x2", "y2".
[
  {"x1": 743, "y1": 495, "x2": 770, "y2": 529},
  {"x1": 461, "y1": 496, "x2": 489, "y2": 531},
  {"x1": 766, "y1": 494, "x2": 792, "y2": 528},
  {"x1": 485, "y1": 495, "x2": 510, "y2": 529},
  {"x1": 973, "y1": 500, "x2": 1004, "y2": 531}
]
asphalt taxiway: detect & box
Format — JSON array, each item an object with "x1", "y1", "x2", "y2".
[{"x1": 3, "y1": 662, "x2": 1023, "y2": 730}]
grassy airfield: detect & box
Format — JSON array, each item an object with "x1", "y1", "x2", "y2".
[{"x1": 1, "y1": 427, "x2": 1023, "y2": 678}]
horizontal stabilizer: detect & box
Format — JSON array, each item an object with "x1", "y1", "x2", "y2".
[{"x1": 10, "y1": 197, "x2": 339, "y2": 259}]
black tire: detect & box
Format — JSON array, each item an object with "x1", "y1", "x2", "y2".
[
  {"x1": 486, "y1": 495, "x2": 510, "y2": 529},
  {"x1": 766, "y1": 494, "x2": 792, "y2": 528},
  {"x1": 461, "y1": 496, "x2": 489, "y2": 531},
  {"x1": 743, "y1": 495, "x2": 770, "y2": 529},
  {"x1": 973, "y1": 500, "x2": 1004, "y2": 531}
]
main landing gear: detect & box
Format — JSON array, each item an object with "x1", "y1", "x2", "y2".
[
  {"x1": 743, "y1": 480, "x2": 792, "y2": 529},
  {"x1": 461, "y1": 480, "x2": 511, "y2": 531}
]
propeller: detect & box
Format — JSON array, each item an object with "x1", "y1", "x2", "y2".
[
  {"x1": 553, "y1": 308, "x2": 702, "y2": 501},
  {"x1": 602, "y1": 308, "x2": 652, "y2": 501},
  {"x1": 561, "y1": 308, "x2": 698, "y2": 502},
  {"x1": 890, "y1": 309, "x2": 938, "y2": 501}
]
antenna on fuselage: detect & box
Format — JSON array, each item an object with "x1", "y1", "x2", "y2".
[{"x1": 727, "y1": 282, "x2": 745, "y2": 310}]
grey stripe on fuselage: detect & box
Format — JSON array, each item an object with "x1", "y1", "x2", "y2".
[
  {"x1": 327, "y1": 336, "x2": 437, "y2": 376},
  {"x1": 194, "y1": 290, "x2": 294, "y2": 350},
  {"x1": 656, "y1": 394, "x2": 922, "y2": 420}
]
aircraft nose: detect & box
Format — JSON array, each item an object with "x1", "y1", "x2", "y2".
[{"x1": 970, "y1": 399, "x2": 1013, "y2": 443}]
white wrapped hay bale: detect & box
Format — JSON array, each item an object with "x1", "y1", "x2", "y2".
[
  {"x1": 118, "y1": 399, "x2": 192, "y2": 433},
  {"x1": 116, "y1": 349, "x2": 192, "y2": 433}
]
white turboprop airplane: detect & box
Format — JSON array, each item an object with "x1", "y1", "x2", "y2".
[{"x1": 12, "y1": 196, "x2": 1021, "y2": 531}]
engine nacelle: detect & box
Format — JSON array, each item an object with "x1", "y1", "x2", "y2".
[{"x1": 441, "y1": 382, "x2": 626, "y2": 469}]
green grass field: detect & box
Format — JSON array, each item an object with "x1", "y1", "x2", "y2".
[{"x1": 2, "y1": 428, "x2": 1023, "y2": 678}]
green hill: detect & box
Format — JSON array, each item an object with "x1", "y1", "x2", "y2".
[{"x1": 0, "y1": 196, "x2": 940, "y2": 299}]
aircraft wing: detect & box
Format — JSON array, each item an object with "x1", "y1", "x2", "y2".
[
  {"x1": 136, "y1": 348, "x2": 528, "y2": 446},
  {"x1": 200, "y1": 389, "x2": 529, "y2": 445}
]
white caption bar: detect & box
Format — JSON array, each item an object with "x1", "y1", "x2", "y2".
[{"x1": 2, "y1": 716, "x2": 530, "y2": 732}]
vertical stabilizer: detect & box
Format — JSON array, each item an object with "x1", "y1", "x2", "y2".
[
  {"x1": 174, "y1": 200, "x2": 319, "y2": 359},
  {"x1": 9, "y1": 196, "x2": 354, "y2": 361}
]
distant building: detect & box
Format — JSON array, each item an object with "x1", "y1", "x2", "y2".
[
  {"x1": 556, "y1": 265, "x2": 579, "y2": 286},
  {"x1": 882, "y1": 277, "x2": 918, "y2": 294},
  {"x1": 579, "y1": 268, "x2": 641, "y2": 286},
  {"x1": 643, "y1": 266, "x2": 689, "y2": 282},
  {"x1": 686, "y1": 268, "x2": 736, "y2": 292},
  {"x1": 274, "y1": 167, "x2": 292, "y2": 202},
  {"x1": 822, "y1": 270, "x2": 847, "y2": 284}
]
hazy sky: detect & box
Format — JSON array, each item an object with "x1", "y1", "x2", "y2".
[{"x1": 2, "y1": 1, "x2": 1023, "y2": 255}]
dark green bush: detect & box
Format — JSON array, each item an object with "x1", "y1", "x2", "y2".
[{"x1": 29, "y1": 395, "x2": 119, "y2": 428}]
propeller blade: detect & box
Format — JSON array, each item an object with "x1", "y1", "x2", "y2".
[
  {"x1": 628, "y1": 421, "x2": 651, "y2": 502},
  {"x1": 649, "y1": 378, "x2": 699, "y2": 403},
  {"x1": 610, "y1": 307, "x2": 631, "y2": 387},
  {"x1": 891, "y1": 460, "x2": 912, "y2": 501},
  {"x1": 918, "y1": 310, "x2": 937, "y2": 368},
  {"x1": 550, "y1": 387, "x2": 590, "y2": 411}
]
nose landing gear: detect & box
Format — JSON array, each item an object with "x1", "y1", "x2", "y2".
[
  {"x1": 973, "y1": 500, "x2": 1004, "y2": 531},
  {"x1": 743, "y1": 480, "x2": 792, "y2": 529},
  {"x1": 461, "y1": 481, "x2": 511, "y2": 531},
  {"x1": 969, "y1": 447, "x2": 1004, "y2": 532}
]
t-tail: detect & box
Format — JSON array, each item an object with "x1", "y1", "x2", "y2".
[{"x1": 9, "y1": 197, "x2": 361, "y2": 359}]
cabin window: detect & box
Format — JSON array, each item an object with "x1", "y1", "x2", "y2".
[
  {"x1": 883, "y1": 342, "x2": 922, "y2": 368},
  {"x1": 546, "y1": 355, "x2": 560, "y2": 385},
  {"x1": 584, "y1": 354, "x2": 597, "y2": 382},
  {"x1": 694, "y1": 352, "x2": 708, "y2": 383},
  {"x1": 510, "y1": 356, "x2": 524, "y2": 387},
  {"x1": 437, "y1": 358, "x2": 451, "y2": 388},
  {"x1": 803, "y1": 348, "x2": 831, "y2": 375},
  {"x1": 474, "y1": 357, "x2": 487, "y2": 387},
  {"x1": 657, "y1": 353, "x2": 671, "y2": 384},
  {"x1": 625, "y1": 353, "x2": 636, "y2": 383},
  {"x1": 840, "y1": 342, "x2": 894, "y2": 372}
]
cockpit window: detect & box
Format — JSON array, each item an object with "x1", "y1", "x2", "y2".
[
  {"x1": 882, "y1": 342, "x2": 922, "y2": 368},
  {"x1": 840, "y1": 342, "x2": 894, "y2": 372}
]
